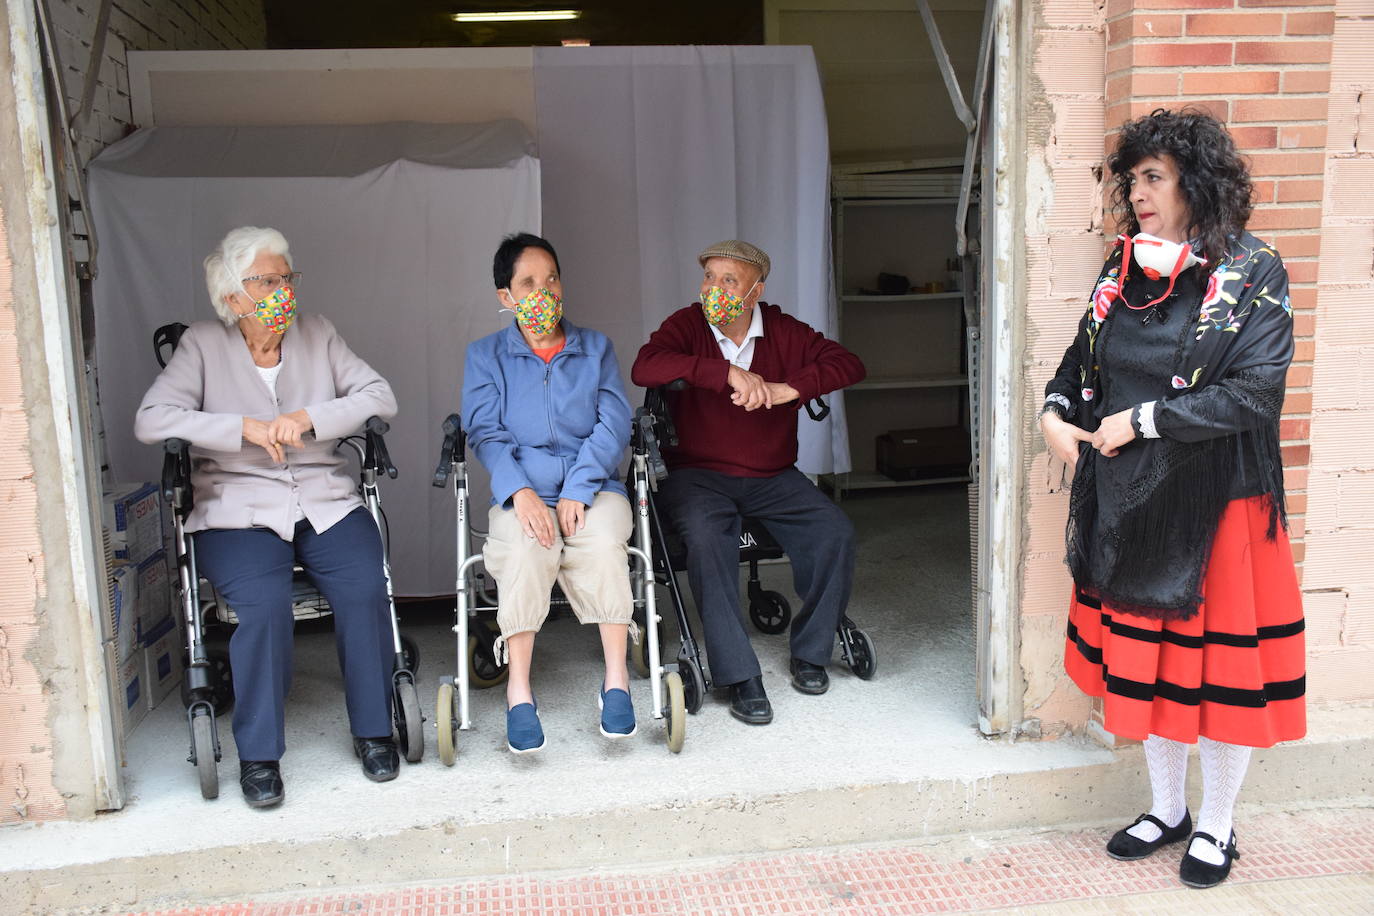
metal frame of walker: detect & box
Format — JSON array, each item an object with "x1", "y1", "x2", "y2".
[{"x1": 430, "y1": 412, "x2": 688, "y2": 762}]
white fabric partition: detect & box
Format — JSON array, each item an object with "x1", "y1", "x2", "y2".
[
  {"x1": 533, "y1": 45, "x2": 850, "y2": 475},
  {"x1": 91, "y1": 120, "x2": 540, "y2": 596}
]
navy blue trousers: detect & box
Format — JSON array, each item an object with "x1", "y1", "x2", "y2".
[
  {"x1": 195, "y1": 506, "x2": 393, "y2": 762},
  {"x1": 657, "y1": 467, "x2": 856, "y2": 686}
]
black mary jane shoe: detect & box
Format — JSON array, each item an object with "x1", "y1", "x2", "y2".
[
  {"x1": 1179, "y1": 830, "x2": 1240, "y2": 889},
  {"x1": 727, "y1": 676, "x2": 774, "y2": 725},
  {"x1": 789, "y1": 658, "x2": 830, "y2": 695},
  {"x1": 353, "y1": 736, "x2": 400, "y2": 783},
  {"x1": 239, "y1": 760, "x2": 284, "y2": 809},
  {"x1": 1106, "y1": 810, "x2": 1193, "y2": 861}
]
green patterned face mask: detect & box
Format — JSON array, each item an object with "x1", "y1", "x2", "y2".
[
  {"x1": 508, "y1": 286, "x2": 563, "y2": 335},
  {"x1": 239, "y1": 284, "x2": 297, "y2": 334},
  {"x1": 701, "y1": 280, "x2": 757, "y2": 326}
]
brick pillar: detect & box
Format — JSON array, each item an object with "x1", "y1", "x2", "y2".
[
  {"x1": 1103, "y1": 0, "x2": 1335, "y2": 577},
  {"x1": 1301, "y1": 0, "x2": 1374, "y2": 702}
]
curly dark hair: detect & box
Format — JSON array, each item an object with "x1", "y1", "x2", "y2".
[{"x1": 1108, "y1": 108, "x2": 1252, "y2": 265}]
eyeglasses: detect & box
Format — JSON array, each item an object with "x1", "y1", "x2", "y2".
[{"x1": 241, "y1": 272, "x2": 302, "y2": 293}]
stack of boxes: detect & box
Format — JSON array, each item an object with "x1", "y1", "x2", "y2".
[{"x1": 103, "y1": 482, "x2": 184, "y2": 735}]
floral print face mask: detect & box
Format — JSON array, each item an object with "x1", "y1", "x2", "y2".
[
  {"x1": 241, "y1": 285, "x2": 297, "y2": 335},
  {"x1": 701, "y1": 281, "x2": 757, "y2": 326},
  {"x1": 508, "y1": 286, "x2": 563, "y2": 336}
]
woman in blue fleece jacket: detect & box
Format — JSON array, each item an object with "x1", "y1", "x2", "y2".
[{"x1": 462, "y1": 233, "x2": 635, "y2": 754}]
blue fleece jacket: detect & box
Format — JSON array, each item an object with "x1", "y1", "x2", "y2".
[{"x1": 462, "y1": 320, "x2": 631, "y2": 509}]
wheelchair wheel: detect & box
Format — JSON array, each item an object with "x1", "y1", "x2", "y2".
[
  {"x1": 181, "y1": 648, "x2": 234, "y2": 717},
  {"x1": 664, "y1": 671, "x2": 686, "y2": 754},
  {"x1": 394, "y1": 676, "x2": 424, "y2": 763},
  {"x1": 468, "y1": 618, "x2": 509, "y2": 689},
  {"x1": 846, "y1": 628, "x2": 877, "y2": 681},
  {"x1": 191, "y1": 711, "x2": 219, "y2": 800},
  {"x1": 749, "y1": 591, "x2": 791, "y2": 635},
  {"x1": 400, "y1": 633, "x2": 420, "y2": 676},
  {"x1": 436, "y1": 681, "x2": 458, "y2": 767},
  {"x1": 680, "y1": 657, "x2": 707, "y2": 715}
]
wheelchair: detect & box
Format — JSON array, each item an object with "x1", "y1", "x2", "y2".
[
  {"x1": 152, "y1": 323, "x2": 423, "y2": 801},
  {"x1": 642, "y1": 382, "x2": 877, "y2": 683}
]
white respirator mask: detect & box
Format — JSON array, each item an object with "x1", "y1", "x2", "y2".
[{"x1": 1119, "y1": 232, "x2": 1207, "y2": 311}]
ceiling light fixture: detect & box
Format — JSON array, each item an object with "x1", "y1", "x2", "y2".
[{"x1": 451, "y1": 10, "x2": 582, "y2": 22}]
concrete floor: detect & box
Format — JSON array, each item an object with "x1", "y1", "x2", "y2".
[{"x1": 0, "y1": 486, "x2": 1114, "y2": 878}]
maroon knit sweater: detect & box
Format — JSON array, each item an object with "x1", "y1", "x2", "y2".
[{"x1": 631, "y1": 302, "x2": 866, "y2": 477}]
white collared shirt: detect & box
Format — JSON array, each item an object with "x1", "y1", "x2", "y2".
[{"x1": 709, "y1": 305, "x2": 765, "y2": 371}]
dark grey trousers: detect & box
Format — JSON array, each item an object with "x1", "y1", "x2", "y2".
[{"x1": 657, "y1": 467, "x2": 856, "y2": 686}]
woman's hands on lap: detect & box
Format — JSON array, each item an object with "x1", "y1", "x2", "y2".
[
  {"x1": 557, "y1": 498, "x2": 586, "y2": 537},
  {"x1": 513, "y1": 487, "x2": 556, "y2": 548},
  {"x1": 243, "y1": 417, "x2": 285, "y2": 464},
  {"x1": 267, "y1": 409, "x2": 313, "y2": 449},
  {"x1": 242, "y1": 410, "x2": 314, "y2": 463}
]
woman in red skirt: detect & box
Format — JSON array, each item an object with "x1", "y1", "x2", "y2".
[{"x1": 1039, "y1": 109, "x2": 1304, "y2": 889}]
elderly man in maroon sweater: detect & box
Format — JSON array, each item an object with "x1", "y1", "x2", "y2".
[{"x1": 631, "y1": 240, "x2": 866, "y2": 725}]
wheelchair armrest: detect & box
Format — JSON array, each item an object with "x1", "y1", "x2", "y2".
[
  {"x1": 433, "y1": 413, "x2": 464, "y2": 488},
  {"x1": 363, "y1": 416, "x2": 398, "y2": 479}
]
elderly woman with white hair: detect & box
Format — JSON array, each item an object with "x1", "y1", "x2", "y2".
[{"x1": 135, "y1": 226, "x2": 400, "y2": 809}]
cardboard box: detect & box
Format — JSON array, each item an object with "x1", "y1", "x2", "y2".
[
  {"x1": 118, "y1": 653, "x2": 148, "y2": 735},
  {"x1": 142, "y1": 616, "x2": 184, "y2": 709},
  {"x1": 103, "y1": 482, "x2": 164, "y2": 564},
  {"x1": 107, "y1": 561, "x2": 140, "y2": 662},
  {"x1": 875, "y1": 426, "x2": 971, "y2": 481},
  {"x1": 135, "y1": 551, "x2": 172, "y2": 637}
]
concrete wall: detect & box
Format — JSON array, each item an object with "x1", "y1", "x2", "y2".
[
  {"x1": 45, "y1": 0, "x2": 266, "y2": 164},
  {"x1": 1018, "y1": 0, "x2": 1106, "y2": 736},
  {"x1": 1303, "y1": 0, "x2": 1374, "y2": 702}
]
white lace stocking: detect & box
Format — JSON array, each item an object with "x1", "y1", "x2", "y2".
[
  {"x1": 1188, "y1": 736, "x2": 1251, "y2": 865},
  {"x1": 1126, "y1": 734, "x2": 1190, "y2": 843}
]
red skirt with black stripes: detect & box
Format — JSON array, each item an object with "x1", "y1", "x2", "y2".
[{"x1": 1064, "y1": 495, "x2": 1306, "y2": 747}]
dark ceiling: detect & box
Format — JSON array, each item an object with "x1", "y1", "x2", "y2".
[{"x1": 264, "y1": 1, "x2": 764, "y2": 49}]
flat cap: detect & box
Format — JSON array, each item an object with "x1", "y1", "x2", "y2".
[{"x1": 698, "y1": 239, "x2": 770, "y2": 281}]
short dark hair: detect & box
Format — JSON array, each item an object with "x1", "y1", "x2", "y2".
[
  {"x1": 1108, "y1": 108, "x2": 1253, "y2": 266},
  {"x1": 492, "y1": 232, "x2": 561, "y2": 289}
]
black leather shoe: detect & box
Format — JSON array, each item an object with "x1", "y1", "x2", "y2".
[
  {"x1": 239, "y1": 760, "x2": 284, "y2": 809},
  {"x1": 352, "y1": 736, "x2": 400, "y2": 782},
  {"x1": 1179, "y1": 830, "x2": 1240, "y2": 888},
  {"x1": 727, "y1": 676, "x2": 773, "y2": 725},
  {"x1": 789, "y1": 658, "x2": 830, "y2": 695},
  {"x1": 1106, "y1": 810, "x2": 1192, "y2": 860}
]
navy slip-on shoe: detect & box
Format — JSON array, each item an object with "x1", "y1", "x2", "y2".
[
  {"x1": 506, "y1": 702, "x2": 545, "y2": 754},
  {"x1": 598, "y1": 685, "x2": 637, "y2": 738}
]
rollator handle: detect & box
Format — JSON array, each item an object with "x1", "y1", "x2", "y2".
[
  {"x1": 363, "y1": 416, "x2": 398, "y2": 479},
  {"x1": 161, "y1": 438, "x2": 192, "y2": 510},
  {"x1": 433, "y1": 413, "x2": 464, "y2": 488}
]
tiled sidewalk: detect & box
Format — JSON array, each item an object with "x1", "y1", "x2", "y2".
[{"x1": 128, "y1": 806, "x2": 1373, "y2": 915}]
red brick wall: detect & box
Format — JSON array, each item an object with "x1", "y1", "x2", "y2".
[{"x1": 1102, "y1": 0, "x2": 1334, "y2": 576}]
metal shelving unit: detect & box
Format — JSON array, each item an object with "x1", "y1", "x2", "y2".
[{"x1": 825, "y1": 164, "x2": 973, "y2": 498}]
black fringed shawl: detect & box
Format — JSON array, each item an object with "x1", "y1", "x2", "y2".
[{"x1": 1044, "y1": 232, "x2": 1294, "y2": 621}]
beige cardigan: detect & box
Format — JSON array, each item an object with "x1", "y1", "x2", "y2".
[{"x1": 135, "y1": 313, "x2": 397, "y2": 540}]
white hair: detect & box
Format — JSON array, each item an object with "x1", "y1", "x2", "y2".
[{"x1": 203, "y1": 226, "x2": 293, "y2": 325}]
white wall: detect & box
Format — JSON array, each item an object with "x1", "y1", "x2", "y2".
[{"x1": 45, "y1": 0, "x2": 266, "y2": 164}]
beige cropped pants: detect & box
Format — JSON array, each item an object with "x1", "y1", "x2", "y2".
[{"x1": 483, "y1": 491, "x2": 634, "y2": 653}]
